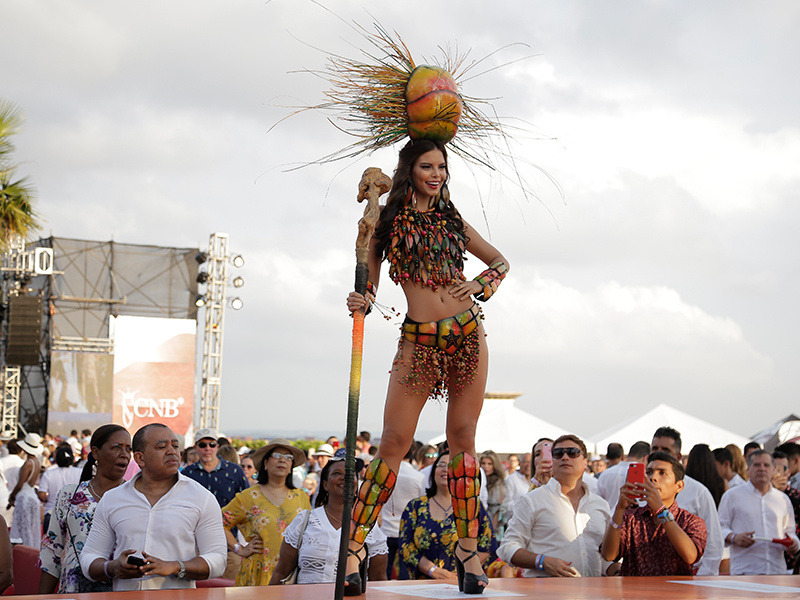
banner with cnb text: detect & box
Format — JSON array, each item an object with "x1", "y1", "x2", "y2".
[{"x1": 111, "y1": 316, "x2": 195, "y2": 442}]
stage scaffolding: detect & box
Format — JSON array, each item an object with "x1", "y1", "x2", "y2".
[{"x1": 0, "y1": 237, "x2": 200, "y2": 435}]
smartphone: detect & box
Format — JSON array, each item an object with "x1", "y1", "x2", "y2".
[
  {"x1": 626, "y1": 463, "x2": 645, "y2": 498},
  {"x1": 541, "y1": 442, "x2": 552, "y2": 463},
  {"x1": 127, "y1": 555, "x2": 146, "y2": 567}
]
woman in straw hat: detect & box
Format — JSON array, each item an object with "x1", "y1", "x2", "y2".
[
  {"x1": 9, "y1": 432, "x2": 44, "y2": 547},
  {"x1": 221, "y1": 439, "x2": 310, "y2": 586}
]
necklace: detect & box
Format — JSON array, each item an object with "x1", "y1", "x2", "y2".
[
  {"x1": 431, "y1": 496, "x2": 452, "y2": 516},
  {"x1": 325, "y1": 506, "x2": 342, "y2": 526},
  {"x1": 89, "y1": 478, "x2": 122, "y2": 500}
]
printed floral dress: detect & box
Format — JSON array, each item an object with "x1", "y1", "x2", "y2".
[
  {"x1": 398, "y1": 495, "x2": 497, "y2": 579},
  {"x1": 222, "y1": 486, "x2": 310, "y2": 586},
  {"x1": 39, "y1": 481, "x2": 111, "y2": 593}
]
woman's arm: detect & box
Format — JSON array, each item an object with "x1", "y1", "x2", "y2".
[
  {"x1": 367, "y1": 553, "x2": 388, "y2": 582},
  {"x1": 38, "y1": 487, "x2": 72, "y2": 591},
  {"x1": 268, "y1": 541, "x2": 299, "y2": 585},
  {"x1": 449, "y1": 220, "x2": 509, "y2": 302},
  {"x1": 8, "y1": 459, "x2": 32, "y2": 505},
  {"x1": 463, "y1": 221, "x2": 509, "y2": 271}
]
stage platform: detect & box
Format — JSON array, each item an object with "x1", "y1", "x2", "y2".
[{"x1": 12, "y1": 576, "x2": 800, "y2": 600}]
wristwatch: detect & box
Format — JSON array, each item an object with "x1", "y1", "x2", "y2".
[
  {"x1": 176, "y1": 560, "x2": 186, "y2": 579},
  {"x1": 656, "y1": 510, "x2": 675, "y2": 525}
]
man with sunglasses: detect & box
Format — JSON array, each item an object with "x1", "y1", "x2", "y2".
[
  {"x1": 498, "y1": 435, "x2": 611, "y2": 577},
  {"x1": 183, "y1": 429, "x2": 249, "y2": 579},
  {"x1": 183, "y1": 429, "x2": 249, "y2": 509}
]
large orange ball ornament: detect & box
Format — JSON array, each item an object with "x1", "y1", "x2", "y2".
[{"x1": 405, "y1": 65, "x2": 463, "y2": 143}]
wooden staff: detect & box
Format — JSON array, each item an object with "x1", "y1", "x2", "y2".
[{"x1": 334, "y1": 167, "x2": 392, "y2": 600}]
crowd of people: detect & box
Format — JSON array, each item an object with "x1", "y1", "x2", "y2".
[{"x1": 0, "y1": 421, "x2": 798, "y2": 593}]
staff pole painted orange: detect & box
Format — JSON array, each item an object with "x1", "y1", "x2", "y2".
[{"x1": 334, "y1": 167, "x2": 392, "y2": 600}]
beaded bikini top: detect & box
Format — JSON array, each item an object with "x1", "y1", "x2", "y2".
[{"x1": 387, "y1": 205, "x2": 466, "y2": 290}]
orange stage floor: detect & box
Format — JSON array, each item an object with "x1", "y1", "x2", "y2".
[{"x1": 12, "y1": 576, "x2": 800, "y2": 600}]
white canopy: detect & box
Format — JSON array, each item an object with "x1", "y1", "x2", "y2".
[
  {"x1": 428, "y1": 393, "x2": 569, "y2": 455},
  {"x1": 588, "y1": 403, "x2": 751, "y2": 457}
]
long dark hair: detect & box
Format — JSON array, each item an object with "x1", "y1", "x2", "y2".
[
  {"x1": 426, "y1": 450, "x2": 451, "y2": 498},
  {"x1": 79, "y1": 424, "x2": 128, "y2": 482},
  {"x1": 373, "y1": 139, "x2": 466, "y2": 261},
  {"x1": 314, "y1": 458, "x2": 351, "y2": 508},
  {"x1": 55, "y1": 444, "x2": 75, "y2": 468},
  {"x1": 685, "y1": 444, "x2": 726, "y2": 507}
]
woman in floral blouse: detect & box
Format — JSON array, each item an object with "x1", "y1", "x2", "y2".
[
  {"x1": 399, "y1": 450, "x2": 497, "y2": 580},
  {"x1": 38, "y1": 424, "x2": 132, "y2": 593},
  {"x1": 222, "y1": 439, "x2": 310, "y2": 586}
]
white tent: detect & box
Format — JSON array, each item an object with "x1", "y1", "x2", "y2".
[
  {"x1": 589, "y1": 403, "x2": 752, "y2": 457},
  {"x1": 428, "y1": 393, "x2": 569, "y2": 455}
]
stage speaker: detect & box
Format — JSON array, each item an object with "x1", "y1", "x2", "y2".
[{"x1": 6, "y1": 295, "x2": 43, "y2": 366}]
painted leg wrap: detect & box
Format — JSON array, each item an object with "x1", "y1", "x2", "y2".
[
  {"x1": 448, "y1": 452, "x2": 481, "y2": 539},
  {"x1": 350, "y1": 457, "x2": 397, "y2": 545}
]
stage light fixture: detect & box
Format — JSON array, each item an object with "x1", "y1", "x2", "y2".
[
  {"x1": 230, "y1": 297, "x2": 244, "y2": 310},
  {"x1": 195, "y1": 294, "x2": 207, "y2": 308},
  {"x1": 231, "y1": 254, "x2": 245, "y2": 268},
  {"x1": 232, "y1": 276, "x2": 244, "y2": 288},
  {"x1": 196, "y1": 271, "x2": 209, "y2": 284},
  {"x1": 195, "y1": 251, "x2": 209, "y2": 264}
]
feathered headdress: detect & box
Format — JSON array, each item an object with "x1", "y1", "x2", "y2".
[{"x1": 284, "y1": 21, "x2": 522, "y2": 171}]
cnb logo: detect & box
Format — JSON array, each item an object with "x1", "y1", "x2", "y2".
[{"x1": 120, "y1": 390, "x2": 185, "y2": 429}]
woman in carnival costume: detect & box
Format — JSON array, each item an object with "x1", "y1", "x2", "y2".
[{"x1": 318, "y1": 26, "x2": 513, "y2": 595}]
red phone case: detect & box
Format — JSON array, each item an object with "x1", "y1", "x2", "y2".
[{"x1": 626, "y1": 463, "x2": 645, "y2": 498}]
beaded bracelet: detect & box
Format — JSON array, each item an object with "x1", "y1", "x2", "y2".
[
  {"x1": 473, "y1": 261, "x2": 508, "y2": 301},
  {"x1": 365, "y1": 281, "x2": 376, "y2": 315}
]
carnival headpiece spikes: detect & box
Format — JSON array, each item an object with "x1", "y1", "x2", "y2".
[{"x1": 297, "y1": 23, "x2": 508, "y2": 168}]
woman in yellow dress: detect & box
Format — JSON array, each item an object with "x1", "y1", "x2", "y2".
[{"x1": 222, "y1": 439, "x2": 310, "y2": 585}]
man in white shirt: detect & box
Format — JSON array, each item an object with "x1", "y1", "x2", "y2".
[
  {"x1": 650, "y1": 427, "x2": 723, "y2": 576},
  {"x1": 713, "y1": 447, "x2": 746, "y2": 489},
  {"x1": 498, "y1": 434, "x2": 611, "y2": 577},
  {"x1": 379, "y1": 444, "x2": 425, "y2": 578},
  {"x1": 596, "y1": 441, "x2": 651, "y2": 508},
  {"x1": 80, "y1": 423, "x2": 227, "y2": 590},
  {"x1": 719, "y1": 449, "x2": 799, "y2": 575}
]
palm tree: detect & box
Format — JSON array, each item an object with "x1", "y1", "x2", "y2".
[{"x1": 0, "y1": 99, "x2": 39, "y2": 252}]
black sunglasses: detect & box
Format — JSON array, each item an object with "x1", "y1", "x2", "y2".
[
  {"x1": 552, "y1": 447, "x2": 583, "y2": 459},
  {"x1": 197, "y1": 441, "x2": 217, "y2": 449}
]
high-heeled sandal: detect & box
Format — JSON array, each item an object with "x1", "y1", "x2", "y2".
[
  {"x1": 344, "y1": 545, "x2": 368, "y2": 596},
  {"x1": 455, "y1": 542, "x2": 488, "y2": 595}
]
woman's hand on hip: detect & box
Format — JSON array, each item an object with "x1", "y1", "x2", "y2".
[{"x1": 448, "y1": 280, "x2": 481, "y2": 301}]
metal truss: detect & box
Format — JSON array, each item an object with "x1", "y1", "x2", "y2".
[
  {"x1": 198, "y1": 233, "x2": 229, "y2": 432},
  {"x1": 1, "y1": 236, "x2": 200, "y2": 434},
  {"x1": 1, "y1": 367, "x2": 20, "y2": 439}
]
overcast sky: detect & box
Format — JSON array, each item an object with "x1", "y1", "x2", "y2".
[{"x1": 6, "y1": 1, "x2": 799, "y2": 444}]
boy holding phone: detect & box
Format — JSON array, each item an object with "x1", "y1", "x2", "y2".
[{"x1": 600, "y1": 452, "x2": 707, "y2": 576}]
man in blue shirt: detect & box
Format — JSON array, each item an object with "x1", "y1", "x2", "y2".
[
  {"x1": 182, "y1": 428, "x2": 248, "y2": 580},
  {"x1": 183, "y1": 428, "x2": 248, "y2": 508}
]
